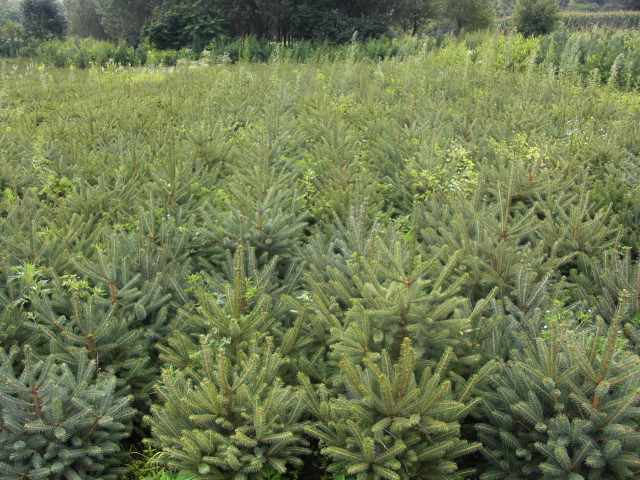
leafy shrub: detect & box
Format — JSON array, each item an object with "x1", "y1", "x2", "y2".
[
  {"x1": 34, "y1": 37, "x2": 146, "y2": 68},
  {"x1": 514, "y1": 0, "x2": 561, "y2": 37},
  {"x1": 0, "y1": 20, "x2": 23, "y2": 57},
  {"x1": 144, "y1": 3, "x2": 228, "y2": 52},
  {"x1": 144, "y1": 48, "x2": 181, "y2": 67},
  {"x1": 122, "y1": 444, "x2": 196, "y2": 480},
  {"x1": 210, "y1": 35, "x2": 275, "y2": 62}
]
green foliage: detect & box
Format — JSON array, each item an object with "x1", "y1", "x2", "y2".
[
  {"x1": 33, "y1": 37, "x2": 146, "y2": 67},
  {"x1": 91, "y1": 0, "x2": 154, "y2": 44},
  {"x1": 303, "y1": 342, "x2": 483, "y2": 479},
  {"x1": 300, "y1": 222, "x2": 492, "y2": 371},
  {"x1": 0, "y1": 0, "x2": 21, "y2": 24},
  {"x1": 515, "y1": 0, "x2": 561, "y2": 37},
  {"x1": 406, "y1": 142, "x2": 479, "y2": 202},
  {"x1": 288, "y1": 6, "x2": 387, "y2": 43},
  {"x1": 160, "y1": 245, "x2": 300, "y2": 372},
  {"x1": 572, "y1": 250, "x2": 640, "y2": 324},
  {"x1": 20, "y1": 0, "x2": 66, "y2": 40},
  {"x1": 0, "y1": 19, "x2": 23, "y2": 56},
  {"x1": 534, "y1": 28, "x2": 640, "y2": 88},
  {"x1": 439, "y1": 0, "x2": 496, "y2": 33},
  {"x1": 477, "y1": 303, "x2": 640, "y2": 479},
  {"x1": 2, "y1": 27, "x2": 640, "y2": 480},
  {"x1": 146, "y1": 337, "x2": 310, "y2": 479},
  {"x1": 40, "y1": 173, "x2": 74, "y2": 198},
  {"x1": 122, "y1": 444, "x2": 197, "y2": 480},
  {"x1": 62, "y1": 0, "x2": 107, "y2": 40},
  {"x1": 0, "y1": 347, "x2": 135, "y2": 480},
  {"x1": 144, "y1": 3, "x2": 228, "y2": 52},
  {"x1": 197, "y1": 120, "x2": 308, "y2": 270},
  {"x1": 561, "y1": 11, "x2": 640, "y2": 29}
]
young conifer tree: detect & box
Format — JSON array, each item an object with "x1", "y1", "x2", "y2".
[
  {"x1": 7, "y1": 201, "x2": 199, "y2": 416},
  {"x1": 477, "y1": 300, "x2": 640, "y2": 479},
  {"x1": 573, "y1": 250, "x2": 640, "y2": 324},
  {"x1": 197, "y1": 113, "x2": 308, "y2": 273},
  {"x1": 302, "y1": 340, "x2": 483, "y2": 479},
  {"x1": 300, "y1": 215, "x2": 492, "y2": 371},
  {"x1": 0, "y1": 347, "x2": 134, "y2": 480},
  {"x1": 158, "y1": 244, "x2": 301, "y2": 372},
  {"x1": 146, "y1": 337, "x2": 310, "y2": 479}
]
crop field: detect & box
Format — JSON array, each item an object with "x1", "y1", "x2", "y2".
[{"x1": 1, "y1": 30, "x2": 640, "y2": 480}]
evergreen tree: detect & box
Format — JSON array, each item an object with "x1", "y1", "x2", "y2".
[
  {"x1": 0, "y1": 347, "x2": 134, "y2": 480},
  {"x1": 159, "y1": 245, "x2": 300, "y2": 372},
  {"x1": 0, "y1": 302, "x2": 31, "y2": 352},
  {"x1": 302, "y1": 341, "x2": 483, "y2": 479},
  {"x1": 197, "y1": 118, "x2": 308, "y2": 273},
  {"x1": 1, "y1": 197, "x2": 198, "y2": 415},
  {"x1": 27, "y1": 294, "x2": 157, "y2": 410},
  {"x1": 146, "y1": 337, "x2": 310, "y2": 479},
  {"x1": 299, "y1": 213, "x2": 496, "y2": 370},
  {"x1": 573, "y1": 250, "x2": 640, "y2": 325},
  {"x1": 477, "y1": 302, "x2": 640, "y2": 479},
  {"x1": 0, "y1": 190, "x2": 76, "y2": 276}
]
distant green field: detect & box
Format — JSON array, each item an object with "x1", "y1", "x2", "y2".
[{"x1": 1, "y1": 30, "x2": 640, "y2": 480}]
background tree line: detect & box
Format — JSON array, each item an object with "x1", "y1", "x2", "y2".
[{"x1": 0, "y1": 0, "x2": 638, "y2": 50}]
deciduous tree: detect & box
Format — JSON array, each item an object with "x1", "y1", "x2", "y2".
[
  {"x1": 20, "y1": 0, "x2": 66, "y2": 39},
  {"x1": 439, "y1": 0, "x2": 495, "y2": 33}
]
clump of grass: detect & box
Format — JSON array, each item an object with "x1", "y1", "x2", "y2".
[{"x1": 121, "y1": 445, "x2": 195, "y2": 480}]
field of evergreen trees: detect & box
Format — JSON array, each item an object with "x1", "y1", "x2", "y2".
[{"x1": 2, "y1": 26, "x2": 640, "y2": 480}]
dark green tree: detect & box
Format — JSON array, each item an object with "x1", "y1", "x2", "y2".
[
  {"x1": 20, "y1": 0, "x2": 66, "y2": 39},
  {"x1": 144, "y1": 2, "x2": 228, "y2": 51},
  {"x1": 393, "y1": 0, "x2": 435, "y2": 35},
  {"x1": 91, "y1": 0, "x2": 158, "y2": 43},
  {"x1": 0, "y1": 0, "x2": 22, "y2": 23},
  {"x1": 514, "y1": 0, "x2": 560, "y2": 37},
  {"x1": 62, "y1": 0, "x2": 107, "y2": 39}
]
